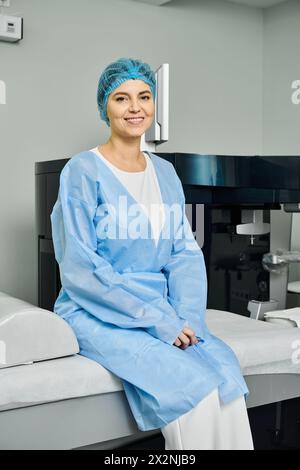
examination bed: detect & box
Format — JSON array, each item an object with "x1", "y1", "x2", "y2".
[{"x1": 1, "y1": 293, "x2": 300, "y2": 450}]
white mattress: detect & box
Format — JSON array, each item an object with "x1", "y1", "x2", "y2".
[
  {"x1": 0, "y1": 354, "x2": 123, "y2": 412},
  {"x1": 1, "y1": 309, "x2": 300, "y2": 412},
  {"x1": 206, "y1": 309, "x2": 300, "y2": 374}
]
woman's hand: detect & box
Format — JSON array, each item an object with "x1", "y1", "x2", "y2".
[{"x1": 173, "y1": 327, "x2": 199, "y2": 349}]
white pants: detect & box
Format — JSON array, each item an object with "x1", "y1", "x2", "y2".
[{"x1": 160, "y1": 388, "x2": 254, "y2": 450}]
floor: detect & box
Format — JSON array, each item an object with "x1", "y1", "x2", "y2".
[
  {"x1": 118, "y1": 400, "x2": 300, "y2": 450},
  {"x1": 118, "y1": 434, "x2": 165, "y2": 450}
]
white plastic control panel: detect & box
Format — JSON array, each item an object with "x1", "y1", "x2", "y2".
[{"x1": 0, "y1": 14, "x2": 23, "y2": 42}]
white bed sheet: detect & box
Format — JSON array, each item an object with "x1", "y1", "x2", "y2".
[
  {"x1": 2, "y1": 309, "x2": 300, "y2": 412},
  {"x1": 206, "y1": 309, "x2": 300, "y2": 374}
]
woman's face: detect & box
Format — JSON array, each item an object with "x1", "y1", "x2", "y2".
[{"x1": 106, "y1": 79, "x2": 155, "y2": 137}]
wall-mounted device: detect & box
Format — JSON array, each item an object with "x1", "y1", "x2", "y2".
[
  {"x1": 0, "y1": 14, "x2": 23, "y2": 42},
  {"x1": 141, "y1": 63, "x2": 169, "y2": 152}
]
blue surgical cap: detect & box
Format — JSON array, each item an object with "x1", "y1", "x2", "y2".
[{"x1": 97, "y1": 57, "x2": 156, "y2": 127}]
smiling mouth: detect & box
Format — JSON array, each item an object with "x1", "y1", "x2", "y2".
[{"x1": 125, "y1": 117, "x2": 145, "y2": 124}]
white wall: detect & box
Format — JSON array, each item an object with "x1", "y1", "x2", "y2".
[
  {"x1": 263, "y1": 0, "x2": 300, "y2": 154},
  {"x1": 263, "y1": 0, "x2": 300, "y2": 302},
  {"x1": 0, "y1": 0, "x2": 263, "y2": 304}
]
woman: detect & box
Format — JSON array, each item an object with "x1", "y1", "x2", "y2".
[{"x1": 50, "y1": 58, "x2": 254, "y2": 450}]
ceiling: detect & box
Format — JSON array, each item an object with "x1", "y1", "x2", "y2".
[
  {"x1": 133, "y1": 0, "x2": 290, "y2": 7},
  {"x1": 224, "y1": 0, "x2": 289, "y2": 8}
]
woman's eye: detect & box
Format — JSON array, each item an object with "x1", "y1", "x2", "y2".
[{"x1": 116, "y1": 96, "x2": 150, "y2": 102}]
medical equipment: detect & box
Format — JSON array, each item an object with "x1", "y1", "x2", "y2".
[
  {"x1": 172, "y1": 153, "x2": 300, "y2": 313},
  {"x1": 0, "y1": 14, "x2": 23, "y2": 42},
  {"x1": 236, "y1": 209, "x2": 270, "y2": 245}
]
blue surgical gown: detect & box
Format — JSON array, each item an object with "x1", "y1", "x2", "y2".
[{"x1": 50, "y1": 150, "x2": 249, "y2": 431}]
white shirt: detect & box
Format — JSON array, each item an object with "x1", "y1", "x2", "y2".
[{"x1": 90, "y1": 147, "x2": 165, "y2": 246}]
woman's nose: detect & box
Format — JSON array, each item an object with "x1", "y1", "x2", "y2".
[{"x1": 128, "y1": 100, "x2": 141, "y2": 111}]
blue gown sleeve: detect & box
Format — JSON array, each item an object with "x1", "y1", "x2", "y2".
[
  {"x1": 50, "y1": 159, "x2": 188, "y2": 346},
  {"x1": 162, "y1": 169, "x2": 208, "y2": 340}
]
